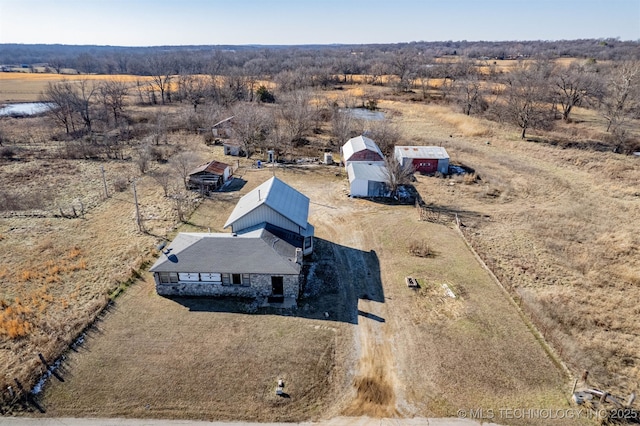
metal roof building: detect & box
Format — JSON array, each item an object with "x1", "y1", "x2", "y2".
[
  {"x1": 224, "y1": 176, "x2": 314, "y2": 255},
  {"x1": 347, "y1": 162, "x2": 389, "y2": 197},
  {"x1": 394, "y1": 146, "x2": 450, "y2": 174},
  {"x1": 342, "y1": 135, "x2": 384, "y2": 166}
]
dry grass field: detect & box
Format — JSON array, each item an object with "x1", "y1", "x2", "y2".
[
  {"x1": 0, "y1": 73, "x2": 150, "y2": 103},
  {"x1": 34, "y1": 166, "x2": 576, "y2": 425},
  {"x1": 1, "y1": 71, "x2": 639, "y2": 424}
]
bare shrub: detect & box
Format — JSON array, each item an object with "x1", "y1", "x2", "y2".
[
  {"x1": 0, "y1": 146, "x2": 16, "y2": 159},
  {"x1": 134, "y1": 144, "x2": 153, "y2": 174},
  {"x1": 463, "y1": 173, "x2": 478, "y2": 184},
  {"x1": 150, "y1": 168, "x2": 173, "y2": 197},
  {"x1": 408, "y1": 240, "x2": 432, "y2": 257},
  {"x1": 112, "y1": 176, "x2": 129, "y2": 193}
]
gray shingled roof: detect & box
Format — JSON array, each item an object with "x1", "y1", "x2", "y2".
[
  {"x1": 223, "y1": 176, "x2": 310, "y2": 230},
  {"x1": 149, "y1": 229, "x2": 301, "y2": 274}
]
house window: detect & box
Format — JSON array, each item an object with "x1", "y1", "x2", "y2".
[
  {"x1": 158, "y1": 272, "x2": 178, "y2": 284},
  {"x1": 221, "y1": 273, "x2": 250, "y2": 286},
  {"x1": 304, "y1": 237, "x2": 312, "y2": 250}
]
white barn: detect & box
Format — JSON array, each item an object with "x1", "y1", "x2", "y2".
[
  {"x1": 347, "y1": 162, "x2": 389, "y2": 197},
  {"x1": 342, "y1": 135, "x2": 384, "y2": 168},
  {"x1": 224, "y1": 176, "x2": 314, "y2": 255}
]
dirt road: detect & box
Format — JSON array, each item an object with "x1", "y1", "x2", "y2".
[{"x1": 307, "y1": 183, "x2": 401, "y2": 417}]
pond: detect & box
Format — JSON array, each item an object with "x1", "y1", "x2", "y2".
[
  {"x1": 0, "y1": 102, "x2": 53, "y2": 117},
  {"x1": 341, "y1": 108, "x2": 385, "y2": 121}
]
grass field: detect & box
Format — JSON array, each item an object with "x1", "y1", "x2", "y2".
[
  {"x1": 34, "y1": 166, "x2": 576, "y2": 425},
  {"x1": 1, "y1": 71, "x2": 638, "y2": 423}
]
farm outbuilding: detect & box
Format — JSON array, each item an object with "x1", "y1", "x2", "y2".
[
  {"x1": 224, "y1": 176, "x2": 314, "y2": 255},
  {"x1": 188, "y1": 160, "x2": 232, "y2": 193},
  {"x1": 223, "y1": 140, "x2": 245, "y2": 157},
  {"x1": 212, "y1": 116, "x2": 234, "y2": 139},
  {"x1": 149, "y1": 228, "x2": 302, "y2": 299},
  {"x1": 342, "y1": 135, "x2": 384, "y2": 167},
  {"x1": 394, "y1": 146, "x2": 450, "y2": 174},
  {"x1": 347, "y1": 162, "x2": 389, "y2": 197}
]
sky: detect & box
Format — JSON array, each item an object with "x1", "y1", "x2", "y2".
[{"x1": 0, "y1": 0, "x2": 638, "y2": 46}]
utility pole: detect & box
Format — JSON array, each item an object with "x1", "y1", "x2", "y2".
[
  {"x1": 101, "y1": 166, "x2": 109, "y2": 198},
  {"x1": 132, "y1": 180, "x2": 143, "y2": 232}
]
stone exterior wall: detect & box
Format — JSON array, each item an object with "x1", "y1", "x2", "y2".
[{"x1": 154, "y1": 272, "x2": 300, "y2": 298}]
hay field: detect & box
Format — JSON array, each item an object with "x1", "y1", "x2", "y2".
[{"x1": 0, "y1": 73, "x2": 150, "y2": 103}]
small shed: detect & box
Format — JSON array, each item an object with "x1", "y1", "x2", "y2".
[
  {"x1": 342, "y1": 135, "x2": 384, "y2": 167},
  {"x1": 212, "y1": 116, "x2": 234, "y2": 139},
  {"x1": 223, "y1": 140, "x2": 245, "y2": 157},
  {"x1": 347, "y1": 162, "x2": 389, "y2": 197},
  {"x1": 188, "y1": 160, "x2": 232, "y2": 193},
  {"x1": 394, "y1": 146, "x2": 449, "y2": 174}
]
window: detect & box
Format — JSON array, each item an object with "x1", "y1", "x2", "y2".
[
  {"x1": 222, "y1": 273, "x2": 250, "y2": 286},
  {"x1": 304, "y1": 237, "x2": 312, "y2": 250},
  {"x1": 158, "y1": 272, "x2": 178, "y2": 284}
]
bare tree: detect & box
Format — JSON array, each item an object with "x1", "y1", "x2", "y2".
[
  {"x1": 382, "y1": 155, "x2": 414, "y2": 200},
  {"x1": 390, "y1": 50, "x2": 417, "y2": 92},
  {"x1": 147, "y1": 54, "x2": 176, "y2": 104},
  {"x1": 458, "y1": 74, "x2": 487, "y2": 116},
  {"x1": 365, "y1": 119, "x2": 401, "y2": 157},
  {"x1": 169, "y1": 186, "x2": 192, "y2": 222},
  {"x1": 135, "y1": 144, "x2": 153, "y2": 174},
  {"x1": 492, "y1": 61, "x2": 553, "y2": 139},
  {"x1": 177, "y1": 73, "x2": 207, "y2": 112},
  {"x1": 170, "y1": 151, "x2": 201, "y2": 189},
  {"x1": 231, "y1": 103, "x2": 274, "y2": 158},
  {"x1": 150, "y1": 167, "x2": 173, "y2": 197},
  {"x1": 552, "y1": 62, "x2": 599, "y2": 122},
  {"x1": 600, "y1": 61, "x2": 640, "y2": 133},
  {"x1": 42, "y1": 80, "x2": 76, "y2": 134},
  {"x1": 98, "y1": 78, "x2": 129, "y2": 126},
  {"x1": 331, "y1": 108, "x2": 358, "y2": 146},
  {"x1": 71, "y1": 79, "x2": 97, "y2": 133},
  {"x1": 277, "y1": 90, "x2": 316, "y2": 151}
]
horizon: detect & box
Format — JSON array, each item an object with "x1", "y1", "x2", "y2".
[
  {"x1": 1, "y1": 37, "x2": 638, "y2": 50},
  {"x1": 1, "y1": 0, "x2": 638, "y2": 47}
]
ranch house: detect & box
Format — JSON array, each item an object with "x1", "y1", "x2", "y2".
[
  {"x1": 394, "y1": 146, "x2": 450, "y2": 175},
  {"x1": 224, "y1": 176, "x2": 314, "y2": 256},
  {"x1": 149, "y1": 229, "x2": 302, "y2": 300}
]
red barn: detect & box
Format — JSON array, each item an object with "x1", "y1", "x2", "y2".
[{"x1": 394, "y1": 146, "x2": 450, "y2": 174}]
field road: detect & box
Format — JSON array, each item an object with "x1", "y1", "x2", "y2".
[{"x1": 1, "y1": 416, "x2": 496, "y2": 426}]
